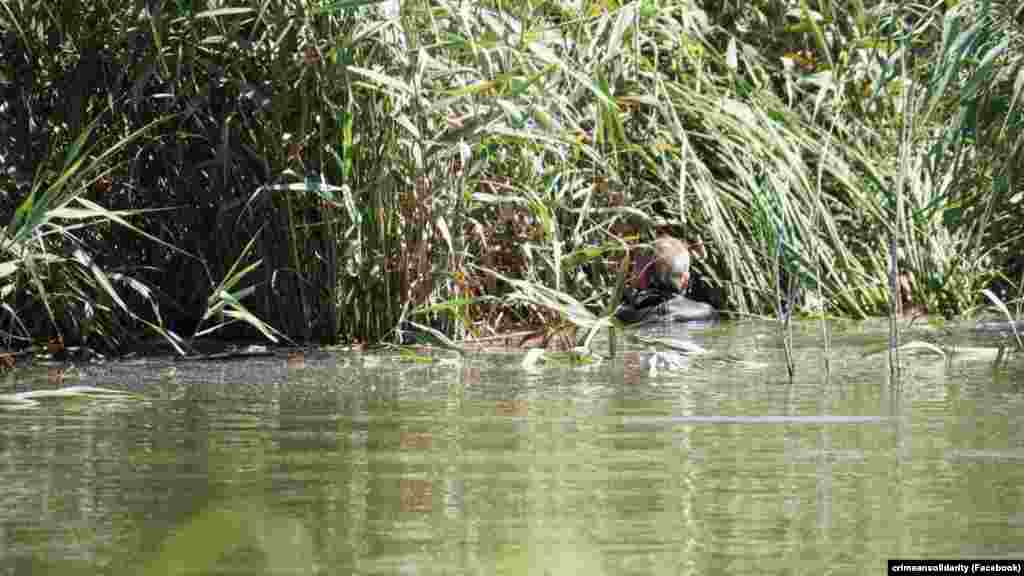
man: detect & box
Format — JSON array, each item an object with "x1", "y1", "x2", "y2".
[{"x1": 616, "y1": 235, "x2": 718, "y2": 324}]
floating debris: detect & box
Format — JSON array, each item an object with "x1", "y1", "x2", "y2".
[
  {"x1": 0, "y1": 386, "x2": 138, "y2": 409},
  {"x1": 644, "y1": 350, "x2": 690, "y2": 376}
]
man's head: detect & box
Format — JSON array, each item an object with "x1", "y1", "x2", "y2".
[{"x1": 652, "y1": 236, "x2": 705, "y2": 293}]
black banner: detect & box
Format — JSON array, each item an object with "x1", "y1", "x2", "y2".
[{"x1": 888, "y1": 560, "x2": 1023, "y2": 575}]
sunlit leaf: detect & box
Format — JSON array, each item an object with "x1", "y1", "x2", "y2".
[{"x1": 193, "y1": 7, "x2": 255, "y2": 18}]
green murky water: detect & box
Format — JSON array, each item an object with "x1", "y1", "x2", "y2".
[{"x1": 1, "y1": 320, "x2": 1022, "y2": 575}]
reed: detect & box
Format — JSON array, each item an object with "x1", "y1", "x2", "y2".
[{"x1": 0, "y1": 0, "x2": 1019, "y2": 352}]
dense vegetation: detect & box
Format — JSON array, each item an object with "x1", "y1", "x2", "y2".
[{"x1": 0, "y1": 0, "x2": 1021, "y2": 354}]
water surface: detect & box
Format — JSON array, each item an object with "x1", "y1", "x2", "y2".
[{"x1": 1, "y1": 320, "x2": 1021, "y2": 575}]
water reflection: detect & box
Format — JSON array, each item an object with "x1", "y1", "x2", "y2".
[{"x1": 0, "y1": 321, "x2": 1021, "y2": 575}]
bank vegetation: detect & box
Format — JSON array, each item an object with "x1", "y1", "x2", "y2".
[{"x1": 0, "y1": 0, "x2": 1021, "y2": 356}]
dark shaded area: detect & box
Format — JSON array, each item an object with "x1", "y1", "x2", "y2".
[{"x1": 0, "y1": 4, "x2": 347, "y2": 349}]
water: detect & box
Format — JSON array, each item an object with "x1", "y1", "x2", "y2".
[{"x1": 1, "y1": 320, "x2": 1022, "y2": 575}]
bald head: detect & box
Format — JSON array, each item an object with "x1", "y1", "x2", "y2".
[{"x1": 653, "y1": 236, "x2": 696, "y2": 293}]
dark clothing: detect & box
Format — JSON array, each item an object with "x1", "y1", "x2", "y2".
[
  {"x1": 622, "y1": 286, "x2": 674, "y2": 310},
  {"x1": 618, "y1": 247, "x2": 716, "y2": 325},
  {"x1": 616, "y1": 289, "x2": 718, "y2": 325}
]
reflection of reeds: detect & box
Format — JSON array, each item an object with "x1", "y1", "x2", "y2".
[
  {"x1": 48, "y1": 367, "x2": 65, "y2": 387},
  {"x1": 0, "y1": 353, "x2": 16, "y2": 373},
  {"x1": 399, "y1": 430, "x2": 433, "y2": 451},
  {"x1": 286, "y1": 350, "x2": 305, "y2": 370},
  {"x1": 398, "y1": 427, "x2": 435, "y2": 514},
  {"x1": 982, "y1": 289, "x2": 1023, "y2": 351},
  {"x1": 399, "y1": 478, "x2": 434, "y2": 514},
  {"x1": 495, "y1": 399, "x2": 528, "y2": 417}
]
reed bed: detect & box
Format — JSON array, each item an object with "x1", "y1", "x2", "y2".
[{"x1": 0, "y1": 0, "x2": 1020, "y2": 355}]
